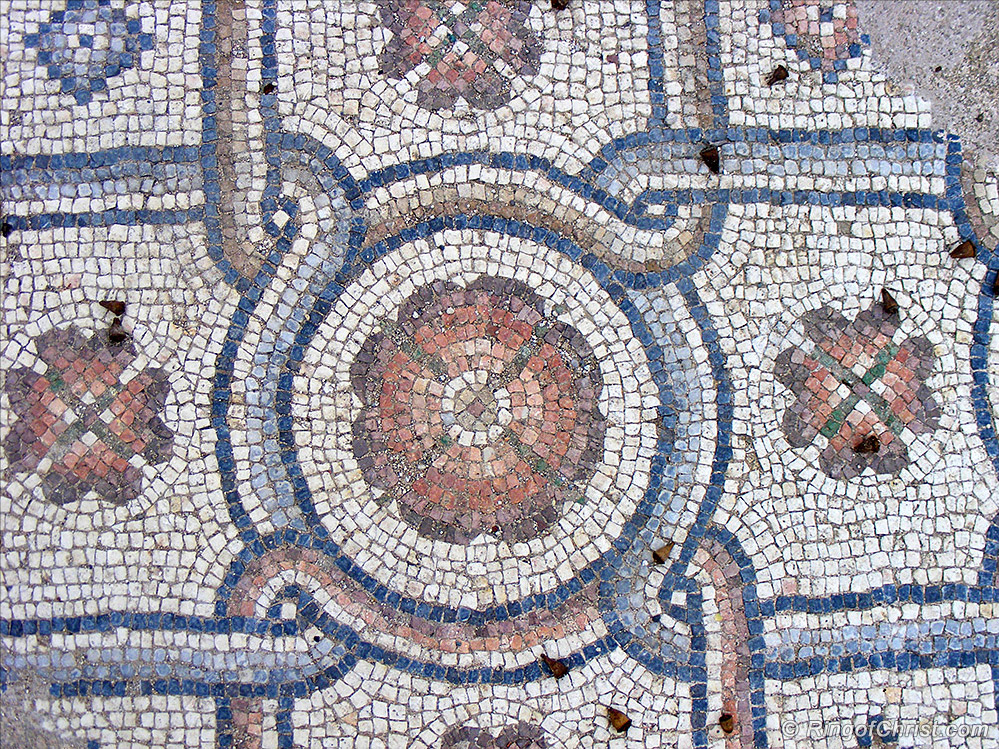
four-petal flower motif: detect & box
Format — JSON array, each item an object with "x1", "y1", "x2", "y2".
[
  {"x1": 3, "y1": 326, "x2": 173, "y2": 505},
  {"x1": 441, "y1": 722, "x2": 547, "y2": 747},
  {"x1": 350, "y1": 277, "x2": 605, "y2": 544},
  {"x1": 775, "y1": 304, "x2": 940, "y2": 480},
  {"x1": 765, "y1": 0, "x2": 864, "y2": 73},
  {"x1": 377, "y1": 0, "x2": 541, "y2": 110}
]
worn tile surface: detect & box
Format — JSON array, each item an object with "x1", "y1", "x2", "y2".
[{"x1": 1, "y1": 1, "x2": 998, "y2": 747}]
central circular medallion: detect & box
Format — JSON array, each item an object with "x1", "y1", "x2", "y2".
[
  {"x1": 292, "y1": 232, "x2": 660, "y2": 609},
  {"x1": 350, "y1": 278, "x2": 606, "y2": 544}
]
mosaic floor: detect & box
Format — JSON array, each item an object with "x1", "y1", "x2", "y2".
[{"x1": 1, "y1": 1, "x2": 998, "y2": 747}]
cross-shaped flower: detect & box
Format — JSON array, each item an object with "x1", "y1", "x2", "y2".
[
  {"x1": 377, "y1": 0, "x2": 541, "y2": 110},
  {"x1": 774, "y1": 304, "x2": 940, "y2": 480},
  {"x1": 3, "y1": 326, "x2": 173, "y2": 505}
]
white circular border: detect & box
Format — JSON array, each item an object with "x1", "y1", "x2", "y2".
[{"x1": 292, "y1": 230, "x2": 661, "y2": 609}]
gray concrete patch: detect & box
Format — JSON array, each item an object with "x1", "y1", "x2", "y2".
[
  {"x1": 857, "y1": 0, "x2": 999, "y2": 169},
  {"x1": 0, "y1": 657, "x2": 87, "y2": 749}
]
